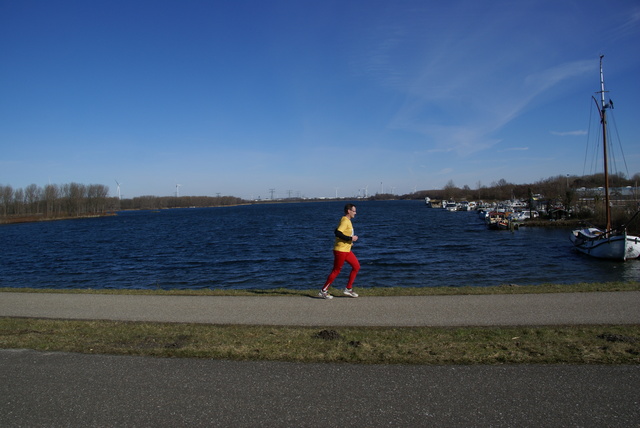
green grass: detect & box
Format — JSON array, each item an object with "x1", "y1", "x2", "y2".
[{"x1": 1, "y1": 318, "x2": 638, "y2": 365}]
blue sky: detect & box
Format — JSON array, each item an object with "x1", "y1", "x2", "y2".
[{"x1": 2, "y1": 0, "x2": 639, "y2": 200}]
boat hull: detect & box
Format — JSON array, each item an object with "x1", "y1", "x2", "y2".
[{"x1": 570, "y1": 228, "x2": 640, "y2": 261}]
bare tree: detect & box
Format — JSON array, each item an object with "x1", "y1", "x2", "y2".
[
  {"x1": 13, "y1": 188, "x2": 25, "y2": 215},
  {"x1": 25, "y1": 184, "x2": 40, "y2": 214},
  {"x1": 44, "y1": 184, "x2": 59, "y2": 218},
  {"x1": 86, "y1": 184, "x2": 110, "y2": 214},
  {"x1": 0, "y1": 185, "x2": 14, "y2": 216}
]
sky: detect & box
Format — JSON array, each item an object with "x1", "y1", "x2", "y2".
[{"x1": 1, "y1": 0, "x2": 639, "y2": 200}]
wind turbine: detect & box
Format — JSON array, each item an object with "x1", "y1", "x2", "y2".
[
  {"x1": 175, "y1": 184, "x2": 182, "y2": 197},
  {"x1": 115, "y1": 180, "x2": 122, "y2": 200}
]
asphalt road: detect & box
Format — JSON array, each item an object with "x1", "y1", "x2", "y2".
[
  {"x1": 1, "y1": 291, "x2": 639, "y2": 427},
  {"x1": 1, "y1": 349, "x2": 638, "y2": 427}
]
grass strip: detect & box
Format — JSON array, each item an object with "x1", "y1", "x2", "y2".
[{"x1": 1, "y1": 317, "x2": 638, "y2": 365}]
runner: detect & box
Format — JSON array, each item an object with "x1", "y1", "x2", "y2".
[{"x1": 319, "y1": 203, "x2": 360, "y2": 299}]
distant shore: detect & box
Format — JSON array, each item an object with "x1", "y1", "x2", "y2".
[
  {"x1": 1, "y1": 202, "x2": 585, "y2": 229},
  {"x1": 0, "y1": 212, "x2": 117, "y2": 225},
  {"x1": 518, "y1": 218, "x2": 582, "y2": 228}
]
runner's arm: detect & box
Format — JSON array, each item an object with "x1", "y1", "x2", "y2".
[{"x1": 334, "y1": 229, "x2": 352, "y2": 242}]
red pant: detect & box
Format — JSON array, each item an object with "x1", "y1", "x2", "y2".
[{"x1": 323, "y1": 250, "x2": 360, "y2": 290}]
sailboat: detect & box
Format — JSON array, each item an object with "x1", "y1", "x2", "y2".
[{"x1": 570, "y1": 55, "x2": 640, "y2": 261}]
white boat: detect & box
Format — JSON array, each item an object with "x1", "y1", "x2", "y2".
[
  {"x1": 571, "y1": 226, "x2": 640, "y2": 260},
  {"x1": 510, "y1": 211, "x2": 539, "y2": 221},
  {"x1": 444, "y1": 201, "x2": 458, "y2": 212},
  {"x1": 457, "y1": 201, "x2": 470, "y2": 211},
  {"x1": 570, "y1": 56, "x2": 640, "y2": 261}
]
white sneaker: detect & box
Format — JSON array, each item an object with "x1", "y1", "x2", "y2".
[
  {"x1": 343, "y1": 288, "x2": 359, "y2": 298},
  {"x1": 319, "y1": 290, "x2": 333, "y2": 299}
]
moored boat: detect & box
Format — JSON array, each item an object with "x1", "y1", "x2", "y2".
[
  {"x1": 571, "y1": 226, "x2": 640, "y2": 260},
  {"x1": 569, "y1": 56, "x2": 640, "y2": 261},
  {"x1": 444, "y1": 200, "x2": 458, "y2": 211},
  {"x1": 486, "y1": 211, "x2": 518, "y2": 230}
]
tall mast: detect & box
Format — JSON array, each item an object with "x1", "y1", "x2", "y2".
[{"x1": 599, "y1": 55, "x2": 611, "y2": 231}]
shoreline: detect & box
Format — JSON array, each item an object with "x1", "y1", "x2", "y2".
[
  {"x1": 2, "y1": 281, "x2": 639, "y2": 296},
  {"x1": 0, "y1": 212, "x2": 117, "y2": 225}
]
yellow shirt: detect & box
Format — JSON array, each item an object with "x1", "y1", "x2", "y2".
[{"x1": 333, "y1": 216, "x2": 354, "y2": 252}]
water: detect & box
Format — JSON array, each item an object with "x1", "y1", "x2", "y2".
[{"x1": 1, "y1": 200, "x2": 638, "y2": 290}]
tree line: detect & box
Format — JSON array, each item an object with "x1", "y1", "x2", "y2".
[
  {"x1": 0, "y1": 182, "x2": 246, "y2": 222},
  {"x1": 0, "y1": 183, "x2": 111, "y2": 220},
  {"x1": 414, "y1": 172, "x2": 640, "y2": 204}
]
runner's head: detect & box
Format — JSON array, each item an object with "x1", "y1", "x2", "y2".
[{"x1": 344, "y1": 204, "x2": 356, "y2": 217}]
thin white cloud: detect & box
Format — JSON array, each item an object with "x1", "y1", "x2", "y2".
[
  {"x1": 436, "y1": 168, "x2": 454, "y2": 175},
  {"x1": 550, "y1": 130, "x2": 588, "y2": 136},
  {"x1": 499, "y1": 147, "x2": 529, "y2": 152},
  {"x1": 606, "y1": 7, "x2": 640, "y2": 41},
  {"x1": 385, "y1": 58, "x2": 596, "y2": 157},
  {"x1": 351, "y1": 1, "x2": 605, "y2": 159},
  {"x1": 523, "y1": 60, "x2": 595, "y2": 93}
]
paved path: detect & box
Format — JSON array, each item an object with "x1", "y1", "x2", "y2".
[
  {"x1": 2, "y1": 291, "x2": 639, "y2": 427},
  {"x1": 2, "y1": 291, "x2": 640, "y2": 326}
]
